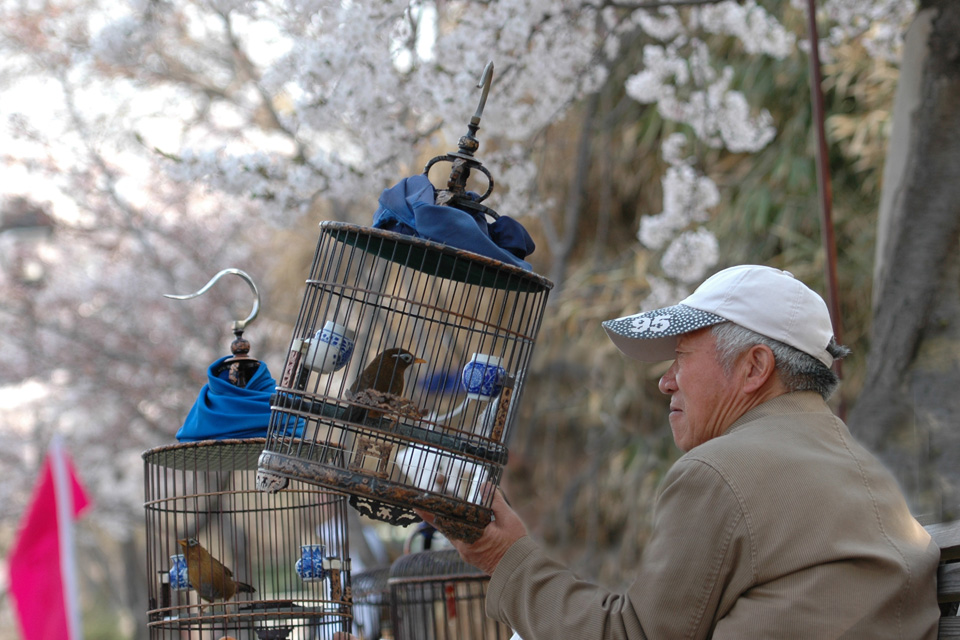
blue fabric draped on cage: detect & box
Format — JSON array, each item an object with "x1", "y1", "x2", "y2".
[
  {"x1": 372, "y1": 174, "x2": 536, "y2": 271},
  {"x1": 177, "y1": 356, "x2": 303, "y2": 441}
]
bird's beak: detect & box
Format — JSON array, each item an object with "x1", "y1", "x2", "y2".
[
  {"x1": 177, "y1": 538, "x2": 187, "y2": 548},
  {"x1": 414, "y1": 357, "x2": 426, "y2": 364}
]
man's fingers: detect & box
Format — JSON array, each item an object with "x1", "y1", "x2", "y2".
[
  {"x1": 415, "y1": 484, "x2": 509, "y2": 537},
  {"x1": 414, "y1": 508, "x2": 436, "y2": 524}
]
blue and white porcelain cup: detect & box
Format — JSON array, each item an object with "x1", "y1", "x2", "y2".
[
  {"x1": 461, "y1": 353, "x2": 506, "y2": 401},
  {"x1": 305, "y1": 321, "x2": 355, "y2": 374},
  {"x1": 169, "y1": 553, "x2": 190, "y2": 590},
  {"x1": 295, "y1": 544, "x2": 326, "y2": 582}
]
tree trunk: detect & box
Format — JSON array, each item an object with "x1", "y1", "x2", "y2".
[{"x1": 849, "y1": 0, "x2": 960, "y2": 521}]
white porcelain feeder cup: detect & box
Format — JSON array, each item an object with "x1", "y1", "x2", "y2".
[
  {"x1": 461, "y1": 353, "x2": 505, "y2": 401},
  {"x1": 305, "y1": 321, "x2": 355, "y2": 374}
]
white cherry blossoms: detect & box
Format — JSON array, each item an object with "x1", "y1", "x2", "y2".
[
  {"x1": 626, "y1": 2, "x2": 795, "y2": 305},
  {"x1": 795, "y1": 0, "x2": 917, "y2": 63},
  {"x1": 144, "y1": 0, "x2": 607, "y2": 222},
  {"x1": 637, "y1": 134, "x2": 719, "y2": 308},
  {"x1": 626, "y1": 3, "x2": 792, "y2": 153}
]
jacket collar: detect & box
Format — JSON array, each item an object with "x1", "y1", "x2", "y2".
[{"x1": 725, "y1": 391, "x2": 833, "y2": 436}]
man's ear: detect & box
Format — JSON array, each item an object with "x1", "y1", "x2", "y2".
[{"x1": 740, "y1": 344, "x2": 777, "y2": 393}]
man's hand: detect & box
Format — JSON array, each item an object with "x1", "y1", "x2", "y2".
[{"x1": 416, "y1": 484, "x2": 528, "y2": 575}]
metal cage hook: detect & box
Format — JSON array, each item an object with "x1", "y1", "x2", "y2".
[
  {"x1": 472, "y1": 61, "x2": 494, "y2": 125},
  {"x1": 164, "y1": 268, "x2": 261, "y2": 333}
]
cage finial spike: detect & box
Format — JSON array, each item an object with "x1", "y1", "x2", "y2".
[
  {"x1": 422, "y1": 60, "x2": 498, "y2": 211},
  {"x1": 164, "y1": 268, "x2": 260, "y2": 332}
]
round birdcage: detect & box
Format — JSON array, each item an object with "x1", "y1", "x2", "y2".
[
  {"x1": 257, "y1": 62, "x2": 552, "y2": 542},
  {"x1": 256, "y1": 221, "x2": 552, "y2": 541},
  {"x1": 143, "y1": 438, "x2": 353, "y2": 638},
  {"x1": 388, "y1": 548, "x2": 512, "y2": 640}
]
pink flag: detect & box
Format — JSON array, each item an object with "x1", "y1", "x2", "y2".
[{"x1": 8, "y1": 438, "x2": 91, "y2": 640}]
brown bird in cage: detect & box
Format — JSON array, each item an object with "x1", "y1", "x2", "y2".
[
  {"x1": 343, "y1": 348, "x2": 426, "y2": 424},
  {"x1": 178, "y1": 538, "x2": 255, "y2": 607}
]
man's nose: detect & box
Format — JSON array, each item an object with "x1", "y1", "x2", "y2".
[{"x1": 659, "y1": 362, "x2": 678, "y2": 395}]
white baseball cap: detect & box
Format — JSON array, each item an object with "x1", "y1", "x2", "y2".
[{"x1": 602, "y1": 265, "x2": 836, "y2": 367}]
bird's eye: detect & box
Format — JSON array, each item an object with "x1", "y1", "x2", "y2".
[{"x1": 399, "y1": 353, "x2": 413, "y2": 364}]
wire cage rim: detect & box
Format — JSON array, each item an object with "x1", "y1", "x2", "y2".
[
  {"x1": 142, "y1": 437, "x2": 268, "y2": 471},
  {"x1": 319, "y1": 221, "x2": 554, "y2": 293}
]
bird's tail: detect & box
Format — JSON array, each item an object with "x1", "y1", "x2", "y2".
[{"x1": 237, "y1": 581, "x2": 256, "y2": 594}]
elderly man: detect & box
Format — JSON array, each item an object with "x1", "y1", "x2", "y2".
[{"x1": 339, "y1": 265, "x2": 941, "y2": 639}]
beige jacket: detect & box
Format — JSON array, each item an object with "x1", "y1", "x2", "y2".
[{"x1": 487, "y1": 392, "x2": 940, "y2": 639}]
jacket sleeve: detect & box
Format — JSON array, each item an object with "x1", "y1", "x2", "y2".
[{"x1": 485, "y1": 458, "x2": 753, "y2": 640}]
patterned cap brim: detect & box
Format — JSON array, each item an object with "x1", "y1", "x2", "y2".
[{"x1": 601, "y1": 304, "x2": 728, "y2": 362}]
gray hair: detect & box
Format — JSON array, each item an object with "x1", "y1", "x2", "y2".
[{"x1": 711, "y1": 322, "x2": 850, "y2": 400}]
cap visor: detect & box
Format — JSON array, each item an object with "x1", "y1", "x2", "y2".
[{"x1": 602, "y1": 304, "x2": 727, "y2": 362}]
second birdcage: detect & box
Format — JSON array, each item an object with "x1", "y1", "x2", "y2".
[{"x1": 144, "y1": 438, "x2": 353, "y2": 639}]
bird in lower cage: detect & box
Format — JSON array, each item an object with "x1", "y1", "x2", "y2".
[
  {"x1": 178, "y1": 538, "x2": 255, "y2": 608},
  {"x1": 343, "y1": 347, "x2": 426, "y2": 424}
]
